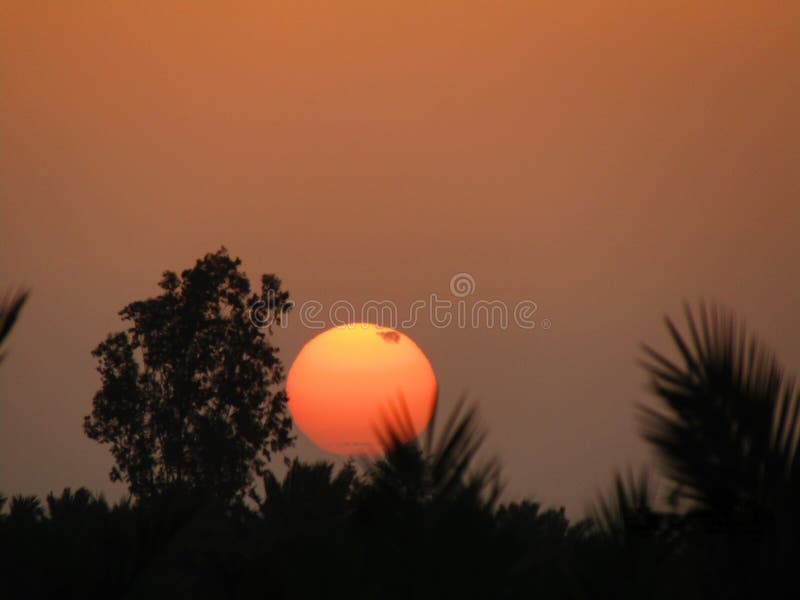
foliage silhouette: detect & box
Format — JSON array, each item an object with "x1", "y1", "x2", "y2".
[
  {"x1": 0, "y1": 288, "x2": 28, "y2": 365},
  {"x1": 494, "y1": 500, "x2": 591, "y2": 598},
  {"x1": 583, "y1": 469, "x2": 691, "y2": 600},
  {"x1": 255, "y1": 458, "x2": 358, "y2": 528},
  {"x1": 6, "y1": 299, "x2": 800, "y2": 599},
  {"x1": 364, "y1": 395, "x2": 502, "y2": 509},
  {"x1": 591, "y1": 468, "x2": 656, "y2": 545},
  {"x1": 640, "y1": 302, "x2": 800, "y2": 516},
  {"x1": 8, "y1": 494, "x2": 45, "y2": 523},
  {"x1": 639, "y1": 301, "x2": 800, "y2": 597},
  {"x1": 245, "y1": 459, "x2": 361, "y2": 600},
  {"x1": 84, "y1": 249, "x2": 294, "y2": 502},
  {"x1": 351, "y1": 397, "x2": 510, "y2": 599}
]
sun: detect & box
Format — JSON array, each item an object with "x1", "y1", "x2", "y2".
[{"x1": 286, "y1": 323, "x2": 437, "y2": 455}]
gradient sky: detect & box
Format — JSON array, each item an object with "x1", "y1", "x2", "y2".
[{"x1": 1, "y1": 1, "x2": 798, "y2": 515}]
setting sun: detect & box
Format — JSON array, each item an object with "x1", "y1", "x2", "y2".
[{"x1": 286, "y1": 323, "x2": 437, "y2": 455}]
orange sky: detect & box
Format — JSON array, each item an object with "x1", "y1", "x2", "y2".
[{"x1": 1, "y1": 1, "x2": 798, "y2": 515}]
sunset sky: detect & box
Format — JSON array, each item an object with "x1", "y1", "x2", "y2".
[{"x1": 1, "y1": 1, "x2": 798, "y2": 515}]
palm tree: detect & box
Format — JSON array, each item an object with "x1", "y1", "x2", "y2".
[
  {"x1": 255, "y1": 458, "x2": 358, "y2": 529},
  {"x1": 364, "y1": 395, "x2": 503, "y2": 509},
  {"x1": 640, "y1": 302, "x2": 800, "y2": 517},
  {"x1": 639, "y1": 301, "x2": 800, "y2": 596},
  {"x1": 353, "y1": 396, "x2": 505, "y2": 599},
  {"x1": 7, "y1": 494, "x2": 44, "y2": 523},
  {"x1": 590, "y1": 468, "x2": 657, "y2": 546},
  {"x1": 248, "y1": 460, "x2": 361, "y2": 600},
  {"x1": 583, "y1": 469, "x2": 692, "y2": 600}
]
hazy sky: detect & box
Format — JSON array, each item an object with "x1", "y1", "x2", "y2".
[{"x1": 1, "y1": 1, "x2": 798, "y2": 515}]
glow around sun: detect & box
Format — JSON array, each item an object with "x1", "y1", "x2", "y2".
[{"x1": 285, "y1": 323, "x2": 437, "y2": 455}]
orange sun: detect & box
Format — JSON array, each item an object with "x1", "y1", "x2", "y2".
[{"x1": 286, "y1": 323, "x2": 437, "y2": 455}]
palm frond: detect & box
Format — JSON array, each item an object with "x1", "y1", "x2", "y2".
[
  {"x1": 0, "y1": 289, "x2": 29, "y2": 364},
  {"x1": 639, "y1": 301, "x2": 800, "y2": 518},
  {"x1": 590, "y1": 468, "x2": 654, "y2": 543},
  {"x1": 367, "y1": 394, "x2": 502, "y2": 509},
  {"x1": 8, "y1": 494, "x2": 45, "y2": 523}
]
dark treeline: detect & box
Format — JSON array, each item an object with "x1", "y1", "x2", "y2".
[
  {"x1": 0, "y1": 402, "x2": 680, "y2": 600},
  {"x1": 2, "y1": 254, "x2": 800, "y2": 599}
]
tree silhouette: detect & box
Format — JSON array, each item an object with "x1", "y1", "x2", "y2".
[
  {"x1": 7, "y1": 494, "x2": 45, "y2": 523},
  {"x1": 84, "y1": 248, "x2": 294, "y2": 502},
  {"x1": 247, "y1": 460, "x2": 361, "y2": 600},
  {"x1": 584, "y1": 469, "x2": 688, "y2": 600},
  {"x1": 354, "y1": 397, "x2": 506, "y2": 599},
  {"x1": 256, "y1": 459, "x2": 358, "y2": 529},
  {"x1": 364, "y1": 396, "x2": 502, "y2": 509},
  {"x1": 639, "y1": 302, "x2": 800, "y2": 597},
  {"x1": 590, "y1": 468, "x2": 657, "y2": 546},
  {"x1": 9, "y1": 296, "x2": 800, "y2": 598},
  {"x1": 640, "y1": 302, "x2": 800, "y2": 517},
  {"x1": 495, "y1": 500, "x2": 590, "y2": 599}
]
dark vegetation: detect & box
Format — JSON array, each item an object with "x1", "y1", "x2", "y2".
[
  {"x1": 2, "y1": 252, "x2": 799, "y2": 599},
  {"x1": 84, "y1": 249, "x2": 294, "y2": 502}
]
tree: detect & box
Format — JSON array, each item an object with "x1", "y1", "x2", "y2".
[
  {"x1": 84, "y1": 248, "x2": 294, "y2": 502},
  {"x1": 363, "y1": 396, "x2": 503, "y2": 510},
  {"x1": 639, "y1": 302, "x2": 800, "y2": 520},
  {"x1": 354, "y1": 398, "x2": 506, "y2": 599},
  {"x1": 639, "y1": 302, "x2": 800, "y2": 597},
  {"x1": 256, "y1": 459, "x2": 358, "y2": 529}
]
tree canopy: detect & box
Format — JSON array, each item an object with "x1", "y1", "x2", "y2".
[{"x1": 84, "y1": 248, "x2": 294, "y2": 501}]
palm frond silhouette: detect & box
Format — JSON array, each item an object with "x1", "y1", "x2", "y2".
[
  {"x1": 256, "y1": 458, "x2": 357, "y2": 526},
  {"x1": 638, "y1": 301, "x2": 800, "y2": 597},
  {"x1": 639, "y1": 302, "x2": 800, "y2": 519},
  {"x1": 584, "y1": 469, "x2": 690, "y2": 600},
  {"x1": 353, "y1": 396, "x2": 504, "y2": 600},
  {"x1": 366, "y1": 394, "x2": 502, "y2": 508},
  {"x1": 591, "y1": 468, "x2": 656, "y2": 544},
  {"x1": 0, "y1": 289, "x2": 28, "y2": 364},
  {"x1": 8, "y1": 494, "x2": 45, "y2": 524}
]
